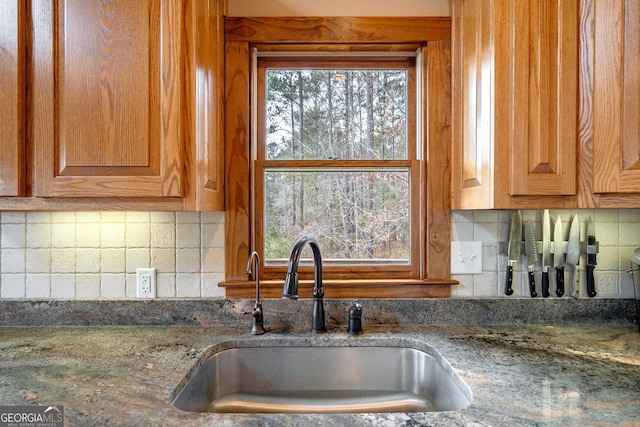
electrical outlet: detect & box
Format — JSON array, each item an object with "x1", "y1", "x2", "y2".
[
  {"x1": 136, "y1": 268, "x2": 157, "y2": 298},
  {"x1": 450, "y1": 241, "x2": 483, "y2": 274}
]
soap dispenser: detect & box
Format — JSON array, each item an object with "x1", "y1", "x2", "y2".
[{"x1": 347, "y1": 299, "x2": 363, "y2": 335}]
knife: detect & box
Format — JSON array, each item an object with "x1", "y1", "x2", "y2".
[
  {"x1": 524, "y1": 221, "x2": 538, "y2": 298},
  {"x1": 586, "y1": 217, "x2": 597, "y2": 297},
  {"x1": 553, "y1": 217, "x2": 565, "y2": 297},
  {"x1": 541, "y1": 210, "x2": 552, "y2": 297},
  {"x1": 566, "y1": 214, "x2": 580, "y2": 298},
  {"x1": 505, "y1": 210, "x2": 522, "y2": 296}
]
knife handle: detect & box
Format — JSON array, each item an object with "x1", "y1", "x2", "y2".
[
  {"x1": 542, "y1": 270, "x2": 550, "y2": 297},
  {"x1": 586, "y1": 265, "x2": 597, "y2": 297},
  {"x1": 556, "y1": 267, "x2": 565, "y2": 297},
  {"x1": 505, "y1": 265, "x2": 514, "y2": 295},
  {"x1": 528, "y1": 270, "x2": 537, "y2": 297}
]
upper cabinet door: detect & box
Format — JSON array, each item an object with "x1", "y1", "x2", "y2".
[
  {"x1": 592, "y1": 0, "x2": 640, "y2": 193},
  {"x1": 31, "y1": 0, "x2": 186, "y2": 198},
  {"x1": 500, "y1": 0, "x2": 577, "y2": 196},
  {"x1": 452, "y1": 0, "x2": 578, "y2": 209},
  {"x1": 0, "y1": 1, "x2": 26, "y2": 196}
]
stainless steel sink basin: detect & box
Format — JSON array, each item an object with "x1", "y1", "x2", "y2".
[{"x1": 171, "y1": 338, "x2": 472, "y2": 414}]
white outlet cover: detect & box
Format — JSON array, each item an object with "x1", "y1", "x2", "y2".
[
  {"x1": 450, "y1": 241, "x2": 483, "y2": 274},
  {"x1": 136, "y1": 268, "x2": 157, "y2": 298}
]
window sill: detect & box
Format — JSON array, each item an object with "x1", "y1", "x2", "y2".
[{"x1": 219, "y1": 278, "x2": 459, "y2": 298}]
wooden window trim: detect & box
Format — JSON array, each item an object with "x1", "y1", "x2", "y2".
[{"x1": 222, "y1": 17, "x2": 455, "y2": 298}]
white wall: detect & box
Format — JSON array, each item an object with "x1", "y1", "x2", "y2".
[{"x1": 228, "y1": 0, "x2": 450, "y2": 17}]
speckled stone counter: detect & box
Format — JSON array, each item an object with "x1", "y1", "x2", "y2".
[{"x1": 1, "y1": 324, "x2": 639, "y2": 426}]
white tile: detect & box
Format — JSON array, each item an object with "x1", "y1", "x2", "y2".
[
  {"x1": 76, "y1": 212, "x2": 101, "y2": 223},
  {"x1": 26, "y1": 274, "x2": 50, "y2": 298},
  {"x1": 76, "y1": 249, "x2": 101, "y2": 273},
  {"x1": 596, "y1": 222, "x2": 619, "y2": 247},
  {"x1": 101, "y1": 274, "x2": 127, "y2": 298},
  {"x1": 176, "y1": 224, "x2": 201, "y2": 248},
  {"x1": 176, "y1": 273, "x2": 201, "y2": 297},
  {"x1": 125, "y1": 223, "x2": 150, "y2": 248},
  {"x1": 51, "y1": 212, "x2": 76, "y2": 223},
  {"x1": 451, "y1": 222, "x2": 474, "y2": 241},
  {"x1": 76, "y1": 223, "x2": 101, "y2": 248},
  {"x1": 156, "y1": 273, "x2": 176, "y2": 297},
  {"x1": 125, "y1": 273, "x2": 137, "y2": 298},
  {"x1": 593, "y1": 271, "x2": 619, "y2": 297},
  {"x1": 26, "y1": 212, "x2": 51, "y2": 223},
  {"x1": 596, "y1": 246, "x2": 619, "y2": 271},
  {"x1": 200, "y1": 211, "x2": 224, "y2": 224},
  {"x1": 451, "y1": 210, "x2": 474, "y2": 224},
  {"x1": 474, "y1": 222, "x2": 498, "y2": 244},
  {"x1": 51, "y1": 274, "x2": 75, "y2": 298},
  {"x1": 76, "y1": 274, "x2": 101, "y2": 298},
  {"x1": 151, "y1": 248, "x2": 175, "y2": 273},
  {"x1": 26, "y1": 223, "x2": 51, "y2": 248},
  {"x1": 0, "y1": 274, "x2": 25, "y2": 298},
  {"x1": 26, "y1": 249, "x2": 51, "y2": 273},
  {"x1": 176, "y1": 212, "x2": 201, "y2": 224},
  {"x1": 474, "y1": 210, "x2": 498, "y2": 223},
  {"x1": 101, "y1": 211, "x2": 126, "y2": 222},
  {"x1": 126, "y1": 248, "x2": 151, "y2": 273},
  {"x1": 619, "y1": 222, "x2": 640, "y2": 247},
  {"x1": 1, "y1": 249, "x2": 26, "y2": 273},
  {"x1": 101, "y1": 223, "x2": 126, "y2": 248},
  {"x1": 1, "y1": 212, "x2": 25, "y2": 224},
  {"x1": 619, "y1": 209, "x2": 640, "y2": 222},
  {"x1": 51, "y1": 223, "x2": 76, "y2": 248},
  {"x1": 101, "y1": 249, "x2": 126, "y2": 273},
  {"x1": 201, "y1": 224, "x2": 224, "y2": 248},
  {"x1": 176, "y1": 248, "x2": 201, "y2": 273},
  {"x1": 126, "y1": 211, "x2": 150, "y2": 223},
  {"x1": 201, "y1": 247, "x2": 225, "y2": 273},
  {"x1": 150, "y1": 212, "x2": 175, "y2": 223},
  {"x1": 202, "y1": 273, "x2": 226, "y2": 297},
  {"x1": 51, "y1": 249, "x2": 75, "y2": 274},
  {"x1": 482, "y1": 245, "x2": 497, "y2": 272},
  {"x1": 1, "y1": 224, "x2": 25, "y2": 248},
  {"x1": 151, "y1": 224, "x2": 175, "y2": 248},
  {"x1": 595, "y1": 209, "x2": 618, "y2": 222},
  {"x1": 450, "y1": 275, "x2": 473, "y2": 297},
  {"x1": 474, "y1": 272, "x2": 499, "y2": 297}
]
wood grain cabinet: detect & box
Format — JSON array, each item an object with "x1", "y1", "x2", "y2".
[
  {"x1": 0, "y1": 1, "x2": 26, "y2": 197},
  {"x1": 0, "y1": 0, "x2": 225, "y2": 210},
  {"x1": 452, "y1": 0, "x2": 578, "y2": 209},
  {"x1": 587, "y1": 0, "x2": 640, "y2": 195}
]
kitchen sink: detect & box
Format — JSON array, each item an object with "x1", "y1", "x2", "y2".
[{"x1": 171, "y1": 338, "x2": 472, "y2": 414}]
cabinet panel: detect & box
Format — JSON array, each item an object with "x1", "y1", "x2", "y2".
[
  {"x1": 506, "y1": 0, "x2": 577, "y2": 196},
  {"x1": 0, "y1": 1, "x2": 25, "y2": 196},
  {"x1": 32, "y1": 0, "x2": 185, "y2": 198},
  {"x1": 592, "y1": 0, "x2": 640, "y2": 193},
  {"x1": 452, "y1": 0, "x2": 578, "y2": 209}
]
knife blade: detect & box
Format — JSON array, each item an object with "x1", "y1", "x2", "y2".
[
  {"x1": 566, "y1": 214, "x2": 580, "y2": 298},
  {"x1": 542, "y1": 209, "x2": 552, "y2": 297},
  {"x1": 524, "y1": 221, "x2": 538, "y2": 297},
  {"x1": 505, "y1": 210, "x2": 522, "y2": 296},
  {"x1": 553, "y1": 217, "x2": 565, "y2": 297},
  {"x1": 586, "y1": 216, "x2": 597, "y2": 297}
]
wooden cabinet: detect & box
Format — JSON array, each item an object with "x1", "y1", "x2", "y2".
[
  {"x1": 588, "y1": 0, "x2": 640, "y2": 195},
  {"x1": 0, "y1": 0, "x2": 225, "y2": 210},
  {"x1": 0, "y1": 1, "x2": 26, "y2": 197},
  {"x1": 31, "y1": 0, "x2": 187, "y2": 198},
  {"x1": 452, "y1": 0, "x2": 578, "y2": 209}
]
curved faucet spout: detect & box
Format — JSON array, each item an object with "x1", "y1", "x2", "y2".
[{"x1": 281, "y1": 236, "x2": 326, "y2": 333}]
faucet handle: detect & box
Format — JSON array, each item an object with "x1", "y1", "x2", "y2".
[{"x1": 347, "y1": 299, "x2": 363, "y2": 335}]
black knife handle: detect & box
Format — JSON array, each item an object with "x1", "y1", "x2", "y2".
[
  {"x1": 528, "y1": 270, "x2": 537, "y2": 297},
  {"x1": 542, "y1": 271, "x2": 550, "y2": 297},
  {"x1": 586, "y1": 264, "x2": 597, "y2": 297},
  {"x1": 505, "y1": 265, "x2": 514, "y2": 295},
  {"x1": 556, "y1": 267, "x2": 565, "y2": 297}
]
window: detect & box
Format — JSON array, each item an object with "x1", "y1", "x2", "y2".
[
  {"x1": 255, "y1": 54, "x2": 420, "y2": 279},
  {"x1": 223, "y1": 17, "x2": 454, "y2": 298}
]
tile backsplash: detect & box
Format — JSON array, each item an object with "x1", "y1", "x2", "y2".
[
  {"x1": 452, "y1": 209, "x2": 640, "y2": 298},
  {"x1": 0, "y1": 209, "x2": 638, "y2": 299},
  {"x1": 0, "y1": 211, "x2": 225, "y2": 298}
]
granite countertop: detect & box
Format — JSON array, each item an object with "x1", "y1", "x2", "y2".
[{"x1": 1, "y1": 323, "x2": 639, "y2": 426}]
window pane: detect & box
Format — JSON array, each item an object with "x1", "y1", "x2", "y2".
[
  {"x1": 265, "y1": 69, "x2": 408, "y2": 160},
  {"x1": 263, "y1": 169, "x2": 410, "y2": 265}
]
